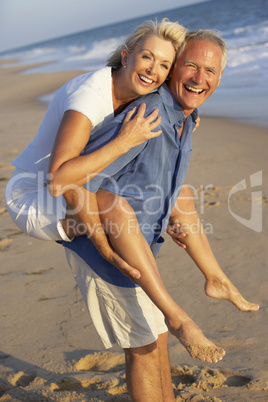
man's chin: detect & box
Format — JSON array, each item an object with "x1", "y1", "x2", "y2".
[
  {"x1": 181, "y1": 91, "x2": 208, "y2": 110},
  {"x1": 184, "y1": 98, "x2": 206, "y2": 111},
  {"x1": 180, "y1": 102, "x2": 200, "y2": 116}
]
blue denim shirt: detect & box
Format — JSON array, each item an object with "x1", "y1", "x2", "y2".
[{"x1": 62, "y1": 83, "x2": 198, "y2": 287}]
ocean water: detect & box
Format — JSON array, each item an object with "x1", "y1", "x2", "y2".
[{"x1": 1, "y1": 0, "x2": 268, "y2": 127}]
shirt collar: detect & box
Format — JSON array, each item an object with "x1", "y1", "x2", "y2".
[{"x1": 158, "y1": 83, "x2": 199, "y2": 125}]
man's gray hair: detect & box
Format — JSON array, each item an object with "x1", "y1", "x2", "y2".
[{"x1": 178, "y1": 30, "x2": 227, "y2": 71}]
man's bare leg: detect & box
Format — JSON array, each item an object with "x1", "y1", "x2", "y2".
[
  {"x1": 124, "y1": 333, "x2": 174, "y2": 401},
  {"x1": 168, "y1": 184, "x2": 259, "y2": 312},
  {"x1": 158, "y1": 332, "x2": 175, "y2": 401},
  {"x1": 124, "y1": 341, "x2": 163, "y2": 401}
]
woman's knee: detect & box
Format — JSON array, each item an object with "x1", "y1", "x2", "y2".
[{"x1": 97, "y1": 189, "x2": 135, "y2": 218}]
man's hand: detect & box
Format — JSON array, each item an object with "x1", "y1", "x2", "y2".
[{"x1": 166, "y1": 222, "x2": 187, "y2": 249}]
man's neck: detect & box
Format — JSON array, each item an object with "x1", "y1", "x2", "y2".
[
  {"x1": 179, "y1": 123, "x2": 184, "y2": 139},
  {"x1": 181, "y1": 108, "x2": 194, "y2": 119}
]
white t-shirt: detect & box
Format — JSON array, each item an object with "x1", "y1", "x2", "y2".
[{"x1": 13, "y1": 67, "x2": 114, "y2": 176}]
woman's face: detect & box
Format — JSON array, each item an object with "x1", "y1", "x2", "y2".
[{"x1": 122, "y1": 34, "x2": 175, "y2": 97}]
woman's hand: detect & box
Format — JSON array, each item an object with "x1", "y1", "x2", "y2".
[{"x1": 117, "y1": 103, "x2": 162, "y2": 152}]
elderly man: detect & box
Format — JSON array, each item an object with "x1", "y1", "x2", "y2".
[{"x1": 62, "y1": 31, "x2": 258, "y2": 401}]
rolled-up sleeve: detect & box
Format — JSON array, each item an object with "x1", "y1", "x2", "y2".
[{"x1": 82, "y1": 92, "x2": 161, "y2": 193}]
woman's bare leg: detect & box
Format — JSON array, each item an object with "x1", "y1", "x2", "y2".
[
  {"x1": 96, "y1": 189, "x2": 225, "y2": 363},
  {"x1": 61, "y1": 187, "x2": 141, "y2": 280},
  {"x1": 168, "y1": 184, "x2": 259, "y2": 312}
]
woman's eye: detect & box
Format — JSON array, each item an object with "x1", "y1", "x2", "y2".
[{"x1": 161, "y1": 64, "x2": 169, "y2": 70}]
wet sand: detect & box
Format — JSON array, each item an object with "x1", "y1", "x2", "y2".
[{"x1": 0, "y1": 61, "x2": 268, "y2": 401}]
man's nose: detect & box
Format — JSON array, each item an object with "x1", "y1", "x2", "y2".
[{"x1": 193, "y1": 69, "x2": 204, "y2": 84}]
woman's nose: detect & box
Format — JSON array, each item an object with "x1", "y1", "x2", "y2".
[{"x1": 147, "y1": 61, "x2": 157, "y2": 75}]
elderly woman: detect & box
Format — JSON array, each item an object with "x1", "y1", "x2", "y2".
[{"x1": 6, "y1": 18, "x2": 187, "y2": 276}]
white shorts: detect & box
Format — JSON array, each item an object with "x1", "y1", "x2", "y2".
[
  {"x1": 5, "y1": 167, "x2": 70, "y2": 241},
  {"x1": 65, "y1": 248, "x2": 168, "y2": 349}
]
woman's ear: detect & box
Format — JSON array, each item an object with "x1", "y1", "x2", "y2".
[{"x1": 121, "y1": 49, "x2": 128, "y2": 68}]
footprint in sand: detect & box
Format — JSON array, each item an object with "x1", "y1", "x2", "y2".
[
  {"x1": 196, "y1": 184, "x2": 268, "y2": 210},
  {"x1": 0, "y1": 237, "x2": 13, "y2": 251},
  {"x1": 171, "y1": 365, "x2": 251, "y2": 392},
  {"x1": 50, "y1": 372, "x2": 127, "y2": 396},
  {"x1": 51, "y1": 357, "x2": 254, "y2": 398},
  {"x1": 204, "y1": 201, "x2": 222, "y2": 208},
  {"x1": 75, "y1": 351, "x2": 125, "y2": 372},
  {"x1": 8, "y1": 371, "x2": 37, "y2": 387},
  {"x1": 196, "y1": 185, "x2": 227, "y2": 209},
  {"x1": 50, "y1": 352, "x2": 127, "y2": 396}
]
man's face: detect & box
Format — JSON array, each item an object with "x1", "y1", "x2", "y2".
[{"x1": 168, "y1": 39, "x2": 224, "y2": 117}]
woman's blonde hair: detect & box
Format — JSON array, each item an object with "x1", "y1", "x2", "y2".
[{"x1": 107, "y1": 18, "x2": 187, "y2": 70}]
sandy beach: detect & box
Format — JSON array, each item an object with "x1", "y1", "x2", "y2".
[{"x1": 0, "y1": 61, "x2": 268, "y2": 401}]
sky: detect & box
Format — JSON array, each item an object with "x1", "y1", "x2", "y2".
[{"x1": 0, "y1": 0, "x2": 208, "y2": 53}]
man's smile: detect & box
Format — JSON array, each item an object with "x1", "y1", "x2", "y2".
[{"x1": 184, "y1": 84, "x2": 204, "y2": 94}]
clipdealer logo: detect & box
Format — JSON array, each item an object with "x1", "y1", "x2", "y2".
[{"x1": 228, "y1": 171, "x2": 263, "y2": 232}]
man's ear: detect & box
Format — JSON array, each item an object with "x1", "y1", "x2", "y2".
[
  {"x1": 168, "y1": 58, "x2": 179, "y2": 80},
  {"x1": 168, "y1": 67, "x2": 174, "y2": 81},
  {"x1": 217, "y1": 69, "x2": 224, "y2": 88}
]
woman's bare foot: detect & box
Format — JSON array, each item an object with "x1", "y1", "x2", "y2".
[
  {"x1": 205, "y1": 277, "x2": 259, "y2": 311},
  {"x1": 166, "y1": 317, "x2": 225, "y2": 363}
]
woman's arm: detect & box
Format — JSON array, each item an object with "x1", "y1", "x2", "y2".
[
  {"x1": 47, "y1": 104, "x2": 162, "y2": 280},
  {"x1": 48, "y1": 104, "x2": 161, "y2": 197}
]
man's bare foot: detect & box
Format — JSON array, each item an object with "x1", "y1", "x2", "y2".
[
  {"x1": 205, "y1": 277, "x2": 259, "y2": 311},
  {"x1": 166, "y1": 318, "x2": 225, "y2": 363}
]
